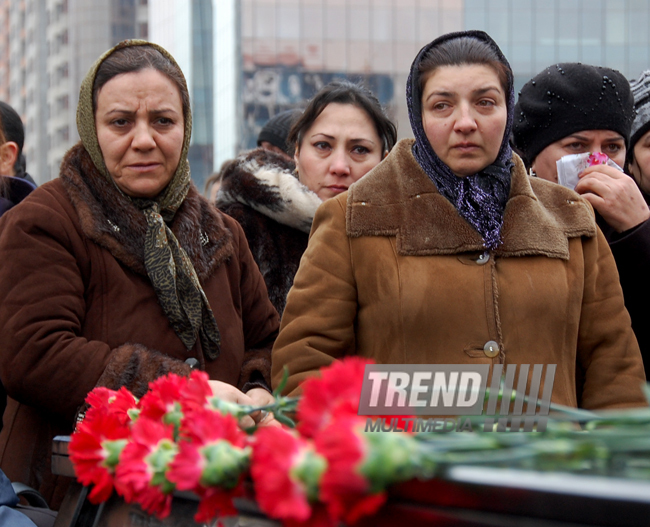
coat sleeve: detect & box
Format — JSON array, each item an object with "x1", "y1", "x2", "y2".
[
  {"x1": 271, "y1": 196, "x2": 357, "y2": 396},
  {"x1": 0, "y1": 189, "x2": 190, "y2": 423},
  {"x1": 606, "y1": 218, "x2": 650, "y2": 370},
  {"x1": 576, "y1": 227, "x2": 647, "y2": 410},
  {"x1": 226, "y1": 215, "x2": 280, "y2": 392}
]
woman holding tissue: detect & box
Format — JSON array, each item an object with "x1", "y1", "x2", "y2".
[
  {"x1": 272, "y1": 31, "x2": 645, "y2": 409},
  {"x1": 513, "y1": 63, "x2": 650, "y2": 373}
]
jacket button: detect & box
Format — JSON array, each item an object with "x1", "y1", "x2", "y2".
[
  {"x1": 483, "y1": 340, "x2": 500, "y2": 358},
  {"x1": 476, "y1": 251, "x2": 490, "y2": 265}
]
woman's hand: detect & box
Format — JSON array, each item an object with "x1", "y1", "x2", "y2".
[
  {"x1": 207, "y1": 380, "x2": 258, "y2": 428},
  {"x1": 206, "y1": 380, "x2": 279, "y2": 427},
  {"x1": 576, "y1": 165, "x2": 650, "y2": 232},
  {"x1": 246, "y1": 387, "x2": 281, "y2": 427}
]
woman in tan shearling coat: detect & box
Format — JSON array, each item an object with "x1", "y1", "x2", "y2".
[{"x1": 272, "y1": 30, "x2": 646, "y2": 409}]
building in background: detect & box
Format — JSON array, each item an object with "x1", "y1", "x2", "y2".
[
  {"x1": 149, "y1": 0, "x2": 224, "y2": 191},
  {"x1": 1, "y1": 1, "x2": 649, "y2": 187},
  {"x1": 1, "y1": 0, "x2": 147, "y2": 185},
  {"x1": 238, "y1": 0, "x2": 650, "y2": 160}
]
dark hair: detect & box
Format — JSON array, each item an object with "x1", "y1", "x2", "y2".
[
  {"x1": 92, "y1": 45, "x2": 190, "y2": 124},
  {"x1": 288, "y1": 80, "x2": 397, "y2": 155},
  {"x1": 418, "y1": 37, "x2": 511, "y2": 97},
  {"x1": 0, "y1": 101, "x2": 26, "y2": 177}
]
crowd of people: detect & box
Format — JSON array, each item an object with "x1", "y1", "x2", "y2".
[{"x1": 0, "y1": 30, "x2": 649, "y2": 517}]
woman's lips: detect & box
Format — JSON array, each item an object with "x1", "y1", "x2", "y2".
[
  {"x1": 127, "y1": 163, "x2": 161, "y2": 173},
  {"x1": 452, "y1": 143, "x2": 480, "y2": 152},
  {"x1": 327, "y1": 185, "x2": 348, "y2": 194}
]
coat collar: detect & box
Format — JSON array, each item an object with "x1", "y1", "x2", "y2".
[
  {"x1": 217, "y1": 148, "x2": 321, "y2": 234},
  {"x1": 60, "y1": 143, "x2": 233, "y2": 280},
  {"x1": 347, "y1": 139, "x2": 596, "y2": 259}
]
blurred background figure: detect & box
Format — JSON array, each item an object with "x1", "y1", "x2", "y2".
[
  {"x1": 0, "y1": 111, "x2": 36, "y2": 218},
  {"x1": 628, "y1": 71, "x2": 650, "y2": 198},
  {"x1": 204, "y1": 170, "x2": 224, "y2": 204},
  {"x1": 513, "y1": 63, "x2": 650, "y2": 374},
  {"x1": 218, "y1": 80, "x2": 396, "y2": 316},
  {"x1": 0, "y1": 102, "x2": 36, "y2": 187},
  {"x1": 256, "y1": 108, "x2": 302, "y2": 160}
]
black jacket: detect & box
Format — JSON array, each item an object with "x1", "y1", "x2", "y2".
[{"x1": 597, "y1": 191, "x2": 650, "y2": 377}]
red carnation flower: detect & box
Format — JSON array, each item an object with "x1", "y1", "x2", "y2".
[
  {"x1": 84, "y1": 386, "x2": 138, "y2": 422},
  {"x1": 181, "y1": 370, "x2": 250, "y2": 420},
  {"x1": 179, "y1": 370, "x2": 213, "y2": 410},
  {"x1": 138, "y1": 373, "x2": 189, "y2": 435},
  {"x1": 168, "y1": 407, "x2": 249, "y2": 523},
  {"x1": 297, "y1": 357, "x2": 374, "y2": 438},
  {"x1": 316, "y1": 409, "x2": 426, "y2": 525},
  {"x1": 69, "y1": 406, "x2": 131, "y2": 503},
  {"x1": 251, "y1": 426, "x2": 331, "y2": 525},
  {"x1": 315, "y1": 413, "x2": 386, "y2": 525},
  {"x1": 115, "y1": 416, "x2": 178, "y2": 518}
]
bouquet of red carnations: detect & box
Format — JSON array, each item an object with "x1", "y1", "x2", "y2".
[{"x1": 69, "y1": 358, "x2": 425, "y2": 526}]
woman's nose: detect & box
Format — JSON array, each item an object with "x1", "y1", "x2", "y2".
[
  {"x1": 132, "y1": 121, "x2": 156, "y2": 150},
  {"x1": 329, "y1": 148, "x2": 351, "y2": 176},
  {"x1": 454, "y1": 104, "x2": 477, "y2": 134}
]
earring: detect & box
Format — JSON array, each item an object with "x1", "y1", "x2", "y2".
[{"x1": 528, "y1": 167, "x2": 537, "y2": 177}]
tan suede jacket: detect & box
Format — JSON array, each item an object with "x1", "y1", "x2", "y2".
[{"x1": 272, "y1": 139, "x2": 646, "y2": 409}]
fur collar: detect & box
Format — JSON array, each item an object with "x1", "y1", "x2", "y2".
[
  {"x1": 217, "y1": 148, "x2": 322, "y2": 234},
  {"x1": 60, "y1": 143, "x2": 234, "y2": 280},
  {"x1": 347, "y1": 139, "x2": 596, "y2": 259}
]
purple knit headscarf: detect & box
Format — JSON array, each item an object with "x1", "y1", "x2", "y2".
[{"x1": 407, "y1": 30, "x2": 515, "y2": 250}]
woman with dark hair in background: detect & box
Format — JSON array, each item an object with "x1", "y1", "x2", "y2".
[
  {"x1": 218, "y1": 80, "x2": 397, "y2": 316},
  {"x1": 272, "y1": 31, "x2": 645, "y2": 410},
  {"x1": 0, "y1": 40, "x2": 279, "y2": 509}
]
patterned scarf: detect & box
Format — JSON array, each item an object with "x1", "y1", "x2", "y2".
[
  {"x1": 406, "y1": 30, "x2": 515, "y2": 250},
  {"x1": 76, "y1": 39, "x2": 221, "y2": 359}
]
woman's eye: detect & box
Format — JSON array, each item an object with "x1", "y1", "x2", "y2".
[
  {"x1": 313, "y1": 141, "x2": 330, "y2": 151},
  {"x1": 111, "y1": 118, "x2": 129, "y2": 127},
  {"x1": 566, "y1": 142, "x2": 584, "y2": 151},
  {"x1": 157, "y1": 117, "x2": 174, "y2": 126},
  {"x1": 352, "y1": 145, "x2": 370, "y2": 155},
  {"x1": 477, "y1": 99, "x2": 495, "y2": 107},
  {"x1": 604, "y1": 144, "x2": 622, "y2": 153},
  {"x1": 432, "y1": 102, "x2": 449, "y2": 111}
]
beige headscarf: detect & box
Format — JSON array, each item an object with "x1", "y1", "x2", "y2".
[{"x1": 76, "y1": 39, "x2": 221, "y2": 359}]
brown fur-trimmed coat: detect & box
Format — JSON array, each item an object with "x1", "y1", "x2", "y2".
[
  {"x1": 0, "y1": 144, "x2": 279, "y2": 508},
  {"x1": 272, "y1": 139, "x2": 646, "y2": 409},
  {"x1": 217, "y1": 148, "x2": 322, "y2": 316}
]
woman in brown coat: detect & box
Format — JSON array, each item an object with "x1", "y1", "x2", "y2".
[
  {"x1": 0, "y1": 41, "x2": 279, "y2": 508},
  {"x1": 272, "y1": 30, "x2": 646, "y2": 410}
]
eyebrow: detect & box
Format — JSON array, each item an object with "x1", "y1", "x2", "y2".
[
  {"x1": 565, "y1": 133, "x2": 625, "y2": 142},
  {"x1": 310, "y1": 133, "x2": 376, "y2": 145},
  {"x1": 103, "y1": 107, "x2": 179, "y2": 116},
  {"x1": 425, "y1": 85, "x2": 501, "y2": 102}
]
